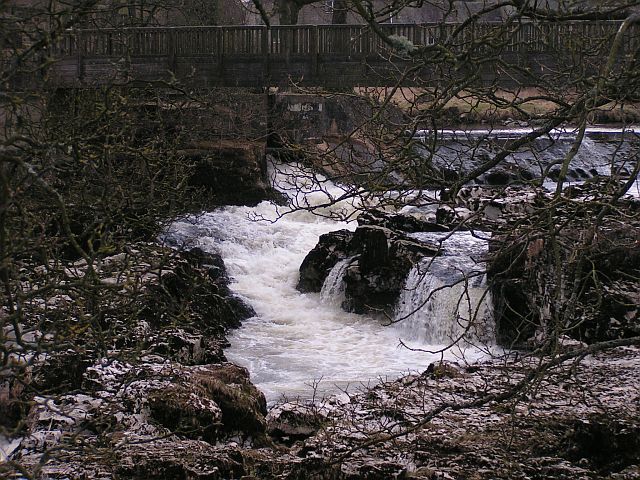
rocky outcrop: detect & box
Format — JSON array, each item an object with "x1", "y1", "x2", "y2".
[
  {"x1": 115, "y1": 440, "x2": 247, "y2": 479},
  {"x1": 267, "y1": 403, "x2": 329, "y2": 444},
  {"x1": 451, "y1": 184, "x2": 547, "y2": 224},
  {"x1": 343, "y1": 226, "x2": 439, "y2": 314},
  {"x1": 298, "y1": 222, "x2": 439, "y2": 315},
  {"x1": 358, "y1": 209, "x2": 451, "y2": 233},
  {"x1": 185, "y1": 139, "x2": 273, "y2": 206},
  {"x1": 1, "y1": 243, "x2": 265, "y2": 477},
  {"x1": 297, "y1": 229, "x2": 354, "y2": 292},
  {"x1": 12, "y1": 358, "x2": 263, "y2": 477},
  {"x1": 293, "y1": 346, "x2": 640, "y2": 480},
  {"x1": 488, "y1": 188, "x2": 640, "y2": 346}
]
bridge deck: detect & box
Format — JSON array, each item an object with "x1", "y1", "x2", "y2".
[{"x1": 32, "y1": 21, "x2": 640, "y2": 88}]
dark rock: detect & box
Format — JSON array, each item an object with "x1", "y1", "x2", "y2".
[
  {"x1": 182, "y1": 247, "x2": 227, "y2": 281},
  {"x1": 115, "y1": 439, "x2": 246, "y2": 480},
  {"x1": 488, "y1": 200, "x2": 640, "y2": 346},
  {"x1": 145, "y1": 248, "x2": 255, "y2": 333},
  {"x1": 354, "y1": 226, "x2": 392, "y2": 273},
  {"x1": 298, "y1": 223, "x2": 439, "y2": 315},
  {"x1": 31, "y1": 349, "x2": 94, "y2": 394},
  {"x1": 267, "y1": 403, "x2": 328, "y2": 444},
  {"x1": 344, "y1": 462, "x2": 407, "y2": 479},
  {"x1": 343, "y1": 226, "x2": 439, "y2": 314},
  {"x1": 185, "y1": 140, "x2": 272, "y2": 207},
  {"x1": 148, "y1": 383, "x2": 223, "y2": 443},
  {"x1": 149, "y1": 328, "x2": 227, "y2": 365},
  {"x1": 561, "y1": 418, "x2": 640, "y2": 474},
  {"x1": 454, "y1": 185, "x2": 544, "y2": 225},
  {"x1": 297, "y1": 229, "x2": 354, "y2": 292},
  {"x1": 197, "y1": 363, "x2": 268, "y2": 440},
  {"x1": 357, "y1": 209, "x2": 450, "y2": 233}
]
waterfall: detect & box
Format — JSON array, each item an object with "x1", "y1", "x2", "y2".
[
  {"x1": 320, "y1": 256, "x2": 356, "y2": 307},
  {"x1": 394, "y1": 231, "x2": 495, "y2": 346},
  {"x1": 165, "y1": 161, "x2": 494, "y2": 402},
  {"x1": 415, "y1": 126, "x2": 640, "y2": 185}
]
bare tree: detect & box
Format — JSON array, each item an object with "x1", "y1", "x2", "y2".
[{"x1": 2, "y1": 0, "x2": 640, "y2": 478}]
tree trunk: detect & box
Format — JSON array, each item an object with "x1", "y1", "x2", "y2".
[
  {"x1": 275, "y1": 0, "x2": 302, "y2": 25},
  {"x1": 332, "y1": 0, "x2": 348, "y2": 24}
]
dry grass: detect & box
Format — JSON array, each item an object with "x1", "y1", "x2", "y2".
[{"x1": 355, "y1": 87, "x2": 640, "y2": 125}]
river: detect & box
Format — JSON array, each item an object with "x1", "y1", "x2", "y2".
[{"x1": 167, "y1": 128, "x2": 639, "y2": 403}]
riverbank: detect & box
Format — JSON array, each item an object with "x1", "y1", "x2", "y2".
[
  {"x1": 355, "y1": 87, "x2": 640, "y2": 126},
  {"x1": 2, "y1": 90, "x2": 639, "y2": 478}
]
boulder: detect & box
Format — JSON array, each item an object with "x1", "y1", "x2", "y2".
[
  {"x1": 297, "y1": 229, "x2": 354, "y2": 292},
  {"x1": 185, "y1": 140, "x2": 272, "y2": 207},
  {"x1": 266, "y1": 403, "x2": 329, "y2": 444},
  {"x1": 357, "y1": 209, "x2": 450, "y2": 233},
  {"x1": 299, "y1": 225, "x2": 439, "y2": 315},
  {"x1": 453, "y1": 185, "x2": 546, "y2": 224},
  {"x1": 146, "y1": 364, "x2": 267, "y2": 443},
  {"x1": 343, "y1": 227, "x2": 439, "y2": 314},
  {"x1": 488, "y1": 199, "x2": 640, "y2": 346},
  {"x1": 194, "y1": 363, "x2": 268, "y2": 440},
  {"x1": 147, "y1": 383, "x2": 223, "y2": 443},
  {"x1": 115, "y1": 440, "x2": 246, "y2": 479}
]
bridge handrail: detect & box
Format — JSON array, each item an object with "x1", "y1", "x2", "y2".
[{"x1": 50, "y1": 21, "x2": 638, "y2": 58}]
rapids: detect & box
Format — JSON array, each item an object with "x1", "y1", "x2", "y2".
[
  {"x1": 166, "y1": 126, "x2": 638, "y2": 402},
  {"x1": 166, "y1": 165, "x2": 491, "y2": 402},
  {"x1": 394, "y1": 231, "x2": 494, "y2": 345}
]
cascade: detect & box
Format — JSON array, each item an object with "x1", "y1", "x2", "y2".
[
  {"x1": 415, "y1": 126, "x2": 640, "y2": 184},
  {"x1": 320, "y1": 256, "x2": 356, "y2": 307},
  {"x1": 165, "y1": 161, "x2": 489, "y2": 402},
  {"x1": 164, "y1": 126, "x2": 638, "y2": 402},
  {"x1": 394, "y1": 231, "x2": 495, "y2": 346}
]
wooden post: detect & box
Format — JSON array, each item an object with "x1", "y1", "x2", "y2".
[
  {"x1": 262, "y1": 26, "x2": 270, "y2": 84},
  {"x1": 218, "y1": 27, "x2": 225, "y2": 80},
  {"x1": 76, "y1": 30, "x2": 84, "y2": 82},
  {"x1": 311, "y1": 25, "x2": 318, "y2": 79},
  {"x1": 167, "y1": 29, "x2": 176, "y2": 73}
]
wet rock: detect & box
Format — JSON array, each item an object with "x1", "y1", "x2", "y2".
[
  {"x1": 145, "y1": 364, "x2": 268, "y2": 443},
  {"x1": 358, "y1": 209, "x2": 450, "y2": 233},
  {"x1": 299, "y1": 224, "x2": 439, "y2": 315},
  {"x1": 488, "y1": 198, "x2": 640, "y2": 346},
  {"x1": 435, "y1": 205, "x2": 473, "y2": 225},
  {"x1": 343, "y1": 226, "x2": 439, "y2": 314},
  {"x1": 297, "y1": 229, "x2": 354, "y2": 292},
  {"x1": 424, "y1": 361, "x2": 463, "y2": 379},
  {"x1": 267, "y1": 403, "x2": 329, "y2": 444},
  {"x1": 11, "y1": 359, "x2": 268, "y2": 477},
  {"x1": 2, "y1": 240, "x2": 268, "y2": 476},
  {"x1": 144, "y1": 247, "x2": 255, "y2": 333},
  {"x1": 185, "y1": 140, "x2": 272, "y2": 207},
  {"x1": 355, "y1": 226, "x2": 392, "y2": 272}
]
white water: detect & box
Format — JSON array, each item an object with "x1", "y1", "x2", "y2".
[
  {"x1": 415, "y1": 125, "x2": 640, "y2": 140},
  {"x1": 0, "y1": 434, "x2": 21, "y2": 463},
  {"x1": 394, "y1": 231, "x2": 495, "y2": 346},
  {"x1": 320, "y1": 256, "x2": 356, "y2": 307},
  {"x1": 166, "y1": 164, "x2": 490, "y2": 402}
]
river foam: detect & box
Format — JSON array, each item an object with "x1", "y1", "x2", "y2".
[{"x1": 166, "y1": 164, "x2": 491, "y2": 402}]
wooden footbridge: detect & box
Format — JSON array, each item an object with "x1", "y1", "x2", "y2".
[{"x1": 36, "y1": 21, "x2": 639, "y2": 88}]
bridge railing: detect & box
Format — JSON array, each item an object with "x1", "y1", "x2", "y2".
[{"x1": 50, "y1": 21, "x2": 639, "y2": 58}]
